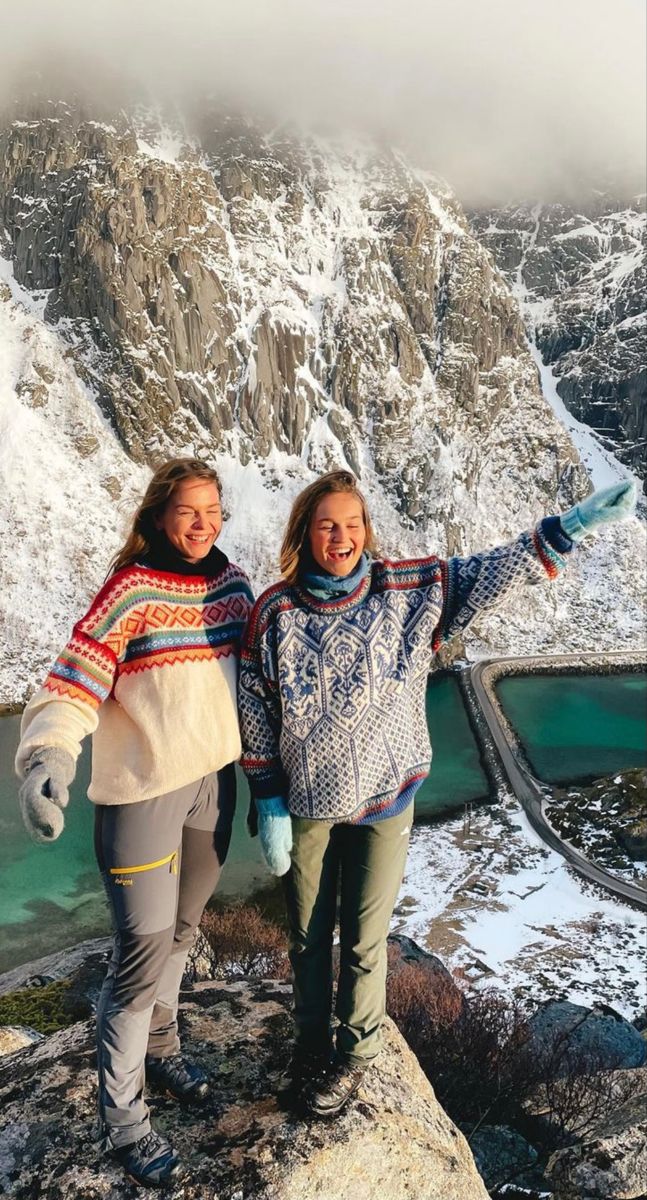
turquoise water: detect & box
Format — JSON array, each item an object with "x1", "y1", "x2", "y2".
[
  {"x1": 496, "y1": 672, "x2": 647, "y2": 784},
  {"x1": 418, "y1": 674, "x2": 489, "y2": 816},
  {"x1": 0, "y1": 675, "x2": 486, "y2": 972}
]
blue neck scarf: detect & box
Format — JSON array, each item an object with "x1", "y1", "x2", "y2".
[{"x1": 299, "y1": 551, "x2": 372, "y2": 600}]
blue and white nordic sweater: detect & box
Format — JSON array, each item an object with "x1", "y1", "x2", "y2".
[{"x1": 239, "y1": 518, "x2": 572, "y2": 824}]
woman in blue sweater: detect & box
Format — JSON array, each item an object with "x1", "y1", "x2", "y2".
[{"x1": 239, "y1": 469, "x2": 634, "y2": 1118}]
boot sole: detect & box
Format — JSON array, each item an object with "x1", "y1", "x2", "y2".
[
  {"x1": 124, "y1": 1165, "x2": 185, "y2": 1190},
  {"x1": 161, "y1": 1083, "x2": 209, "y2": 1103}
]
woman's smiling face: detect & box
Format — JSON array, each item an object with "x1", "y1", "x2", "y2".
[
  {"x1": 308, "y1": 491, "x2": 366, "y2": 577},
  {"x1": 154, "y1": 477, "x2": 222, "y2": 563}
]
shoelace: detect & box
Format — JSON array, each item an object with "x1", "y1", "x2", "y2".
[
  {"x1": 162, "y1": 1056, "x2": 193, "y2": 1084},
  {"x1": 132, "y1": 1131, "x2": 171, "y2": 1165},
  {"x1": 310, "y1": 1058, "x2": 336, "y2": 1083}
]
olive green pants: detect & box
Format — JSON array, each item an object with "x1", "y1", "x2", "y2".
[{"x1": 282, "y1": 803, "x2": 412, "y2": 1065}]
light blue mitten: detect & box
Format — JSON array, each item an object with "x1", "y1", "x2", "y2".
[
  {"x1": 561, "y1": 480, "x2": 637, "y2": 542},
  {"x1": 256, "y1": 795, "x2": 293, "y2": 876}
]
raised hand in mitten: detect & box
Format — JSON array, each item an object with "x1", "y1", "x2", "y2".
[
  {"x1": 19, "y1": 747, "x2": 76, "y2": 843},
  {"x1": 560, "y1": 480, "x2": 637, "y2": 542},
  {"x1": 256, "y1": 795, "x2": 293, "y2": 876}
]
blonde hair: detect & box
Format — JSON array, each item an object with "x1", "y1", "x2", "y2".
[
  {"x1": 108, "y1": 458, "x2": 222, "y2": 576},
  {"x1": 280, "y1": 469, "x2": 376, "y2": 585}
]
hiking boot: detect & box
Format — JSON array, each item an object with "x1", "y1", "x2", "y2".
[
  {"x1": 146, "y1": 1053, "x2": 209, "y2": 1102},
  {"x1": 304, "y1": 1055, "x2": 367, "y2": 1117},
  {"x1": 113, "y1": 1129, "x2": 184, "y2": 1189},
  {"x1": 278, "y1": 1042, "x2": 335, "y2": 1108}
]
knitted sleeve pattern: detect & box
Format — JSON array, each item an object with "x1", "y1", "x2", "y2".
[
  {"x1": 15, "y1": 580, "x2": 132, "y2": 775},
  {"x1": 238, "y1": 583, "x2": 292, "y2": 801},
  {"x1": 16, "y1": 563, "x2": 255, "y2": 779},
  {"x1": 433, "y1": 516, "x2": 573, "y2": 648}
]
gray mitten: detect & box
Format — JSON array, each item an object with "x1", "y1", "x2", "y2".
[{"x1": 19, "y1": 747, "x2": 76, "y2": 843}]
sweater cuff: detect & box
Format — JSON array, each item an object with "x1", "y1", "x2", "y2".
[
  {"x1": 248, "y1": 771, "x2": 289, "y2": 802},
  {"x1": 541, "y1": 515, "x2": 575, "y2": 554}
]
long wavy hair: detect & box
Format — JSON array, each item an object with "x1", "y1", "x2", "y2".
[
  {"x1": 280, "y1": 469, "x2": 377, "y2": 585},
  {"x1": 107, "y1": 458, "x2": 222, "y2": 576}
]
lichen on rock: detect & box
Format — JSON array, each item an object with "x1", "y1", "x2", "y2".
[{"x1": 0, "y1": 977, "x2": 490, "y2": 1200}]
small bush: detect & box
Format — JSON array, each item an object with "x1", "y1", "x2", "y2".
[
  {"x1": 387, "y1": 969, "x2": 536, "y2": 1132},
  {"x1": 200, "y1": 903, "x2": 290, "y2": 980},
  {"x1": 386, "y1": 957, "x2": 463, "y2": 1060},
  {"x1": 387, "y1": 967, "x2": 638, "y2": 1161}
]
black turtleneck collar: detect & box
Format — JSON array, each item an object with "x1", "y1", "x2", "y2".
[{"x1": 140, "y1": 535, "x2": 229, "y2": 578}]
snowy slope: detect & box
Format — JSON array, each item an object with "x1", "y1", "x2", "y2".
[
  {"x1": 471, "y1": 194, "x2": 647, "y2": 484},
  {"x1": 0, "y1": 112, "x2": 645, "y2": 703}
]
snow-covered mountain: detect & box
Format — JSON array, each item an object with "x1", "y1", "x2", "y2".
[
  {"x1": 0, "y1": 102, "x2": 644, "y2": 702},
  {"x1": 470, "y1": 193, "x2": 646, "y2": 485}
]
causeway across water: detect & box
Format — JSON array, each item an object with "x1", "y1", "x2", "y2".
[{"x1": 468, "y1": 652, "x2": 647, "y2": 912}]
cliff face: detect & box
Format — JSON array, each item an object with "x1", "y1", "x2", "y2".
[
  {"x1": 0, "y1": 102, "x2": 645, "y2": 701},
  {"x1": 470, "y1": 194, "x2": 647, "y2": 483},
  {"x1": 0, "y1": 101, "x2": 585, "y2": 534}
]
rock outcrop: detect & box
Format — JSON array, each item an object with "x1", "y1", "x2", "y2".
[
  {"x1": 546, "y1": 1067, "x2": 647, "y2": 1199},
  {"x1": 525, "y1": 1000, "x2": 647, "y2": 1075},
  {"x1": 470, "y1": 193, "x2": 647, "y2": 484},
  {"x1": 0, "y1": 100, "x2": 585, "y2": 531},
  {"x1": 0, "y1": 977, "x2": 489, "y2": 1200}
]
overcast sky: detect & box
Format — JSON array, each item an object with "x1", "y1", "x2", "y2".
[{"x1": 1, "y1": 0, "x2": 645, "y2": 204}]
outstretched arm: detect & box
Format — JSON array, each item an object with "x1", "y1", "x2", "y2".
[
  {"x1": 433, "y1": 518, "x2": 570, "y2": 647},
  {"x1": 560, "y1": 480, "x2": 636, "y2": 542},
  {"x1": 433, "y1": 482, "x2": 636, "y2": 648}
]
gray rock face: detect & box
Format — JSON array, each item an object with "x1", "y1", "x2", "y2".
[
  {"x1": 0, "y1": 101, "x2": 585, "y2": 532},
  {"x1": 470, "y1": 194, "x2": 647, "y2": 483},
  {"x1": 468, "y1": 1124, "x2": 539, "y2": 1192},
  {"x1": 0, "y1": 978, "x2": 490, "y2": 1200},
  {"x1": 526, "y1": 1000, "x2": 647, "y2": 1074},
  {"x1": 546, "y1": 1068, "x2": 647, "y2": 1199}
]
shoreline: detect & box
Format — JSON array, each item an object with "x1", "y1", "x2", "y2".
[
  {"x1": 468, "y1": 651, "x2": 646, "y2": 911},
  {"x1": 2, "y1": 654, "x2": 645, "y2": 986}
]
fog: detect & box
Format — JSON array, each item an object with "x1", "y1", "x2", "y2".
[{"x1": 1, "y1": 0, "x2": 645, "y2": 205}]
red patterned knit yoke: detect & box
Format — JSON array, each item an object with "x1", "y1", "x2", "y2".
[
  {"x1": 45, "y1": 564, "x2": 253, "y2": 708},
  {"x1": 18, "y1": 562, "x2": 254, "y2": 806}
]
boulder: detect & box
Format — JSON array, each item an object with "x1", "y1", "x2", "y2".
[
  {"x1": 546, "y1": 1069, "x2": 647, "y2": 1199},
  {"x1": 387, "y1": 933, "x2": 461, "y2": 985},
  {"x1": 468, "y1": 1123, "x2": 539, "y2": 1192},
  {"x1": 525, "y1": 1000, "x2": 646, "y2": 1075},
  {"x1": 0, "y1": 1026, "x2": 42, "y2": 1057},
  {"x1": 0, "y1": 977, "x2": 490, "y2": 1200},
  {"x1": 0, "y1": 936, "x2": 111, "y2": 997}
]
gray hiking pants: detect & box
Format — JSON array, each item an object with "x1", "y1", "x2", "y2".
[{"x1": 93, "y1": 766, "x2": 235, "y2": 1148}]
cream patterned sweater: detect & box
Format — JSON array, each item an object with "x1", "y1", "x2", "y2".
[{"x1": 17, "y1": 554, "x2": 254, "y2": 805}]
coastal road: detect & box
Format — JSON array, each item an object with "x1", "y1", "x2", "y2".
[{"x1": 469, "y1": 654, "x2": 647, "y2": 912}]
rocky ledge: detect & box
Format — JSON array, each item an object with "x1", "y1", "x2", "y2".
[{"x1": 0, "y1": 976, "x2": 489, "y2": 1200}]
